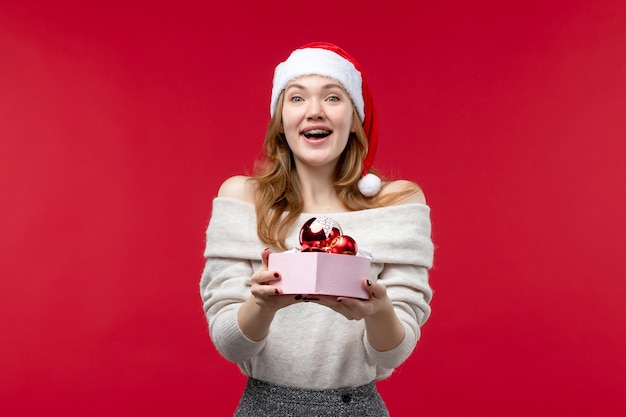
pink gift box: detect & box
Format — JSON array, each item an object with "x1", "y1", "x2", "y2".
[{"x1": 268, "y1": 252, "x2": 371, "y2": 299}]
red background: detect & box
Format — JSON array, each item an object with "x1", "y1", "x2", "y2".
[{"x1": 2, "y1": 1, "x2": 625, "y2": 415}]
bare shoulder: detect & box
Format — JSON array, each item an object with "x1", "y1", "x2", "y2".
[
  {"x1": 380, "y1": 179, "x2": 426, "y2": 205},
  {"x1": 217, "y1": 175, "x2": 256, "y2": 203}
]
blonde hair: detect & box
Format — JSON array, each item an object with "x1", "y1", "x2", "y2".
[{"x1": 252, "y1": 91, "x2": 416, "y2": 249}]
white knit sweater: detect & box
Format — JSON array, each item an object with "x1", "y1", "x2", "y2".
[{"x1": 200, "y1": 197, "x2": 434, "y2": 389}]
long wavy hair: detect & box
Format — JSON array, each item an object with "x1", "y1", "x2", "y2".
[{"x1": 252, "y1": 91, "x2": 416, "y2": 249}]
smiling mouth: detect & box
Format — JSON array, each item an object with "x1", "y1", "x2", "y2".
[{"x1": 302, "y1": 129, "x2": 332, "y2": 139}]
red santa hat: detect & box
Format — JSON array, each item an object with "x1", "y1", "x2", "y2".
[{"x1": 270, "y1": 42, "x2": 382, "y2": 197}]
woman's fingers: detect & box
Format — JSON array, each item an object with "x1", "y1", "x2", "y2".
[
  {"x1": 261, "y1": 247, "x2": 271, "y2": 269},
  {"x1": 252, "y1": 248, "x2": 278, "y2": 284},
  {"x1": 304, "y1": 280, "x2": 389, "y2": 320},
  {"x1": 363, "y1": 278, "x2": 387, "y2": 299}
]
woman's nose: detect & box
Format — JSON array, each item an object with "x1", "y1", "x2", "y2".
[{"x1": 306, "y1": 100, "x2": 325, "y2": 120}]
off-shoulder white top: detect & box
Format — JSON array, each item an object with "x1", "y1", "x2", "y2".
[{"x1": 200, "y1": 197, "x2": 434, "y2": 389}]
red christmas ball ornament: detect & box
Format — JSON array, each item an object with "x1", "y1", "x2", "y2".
[
  {"x1": 298, "y1": 216, "x2": 359, "y2": 256},
  {"x1": 300, "y1": 242, "x2": 326, "y2": 252},
  {"x1": 299, "y1": 216, "x2": 343, "y2": 246},
  {"x1": 329, "y1": 235, "x2": 358, "y2": 255}
]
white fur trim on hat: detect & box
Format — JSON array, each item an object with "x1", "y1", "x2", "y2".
[
  {"x1": 357, "y1": 173, "x2": 382, "y2": 197},
  {"x1": 270, "y1": 48, "x2": 364, "y2": 121}
]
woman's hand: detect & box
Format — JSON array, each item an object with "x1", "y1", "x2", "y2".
[
  {"x1": 309, "y1": 279, "x2": 391, "y2": 320},
  {"x1": 309, "y1": 279, "x2": 406, "y2": 351},
  {"x1": 249, "y1": 247, "x2": 299, "y2": 312},
  {"x1": 238, "y1": 248, "x2": 300, "y2": 341}
]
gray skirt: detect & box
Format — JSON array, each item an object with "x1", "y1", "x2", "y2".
[{"x1": 234, "y1": 378, "x2": 389, "y2": 417}]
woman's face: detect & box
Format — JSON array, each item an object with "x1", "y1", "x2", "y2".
[{"x1": 281, "y1": 75, "x2": 355, "y2": 172}]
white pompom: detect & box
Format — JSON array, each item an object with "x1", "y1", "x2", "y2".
[{"x1": 357, "y1": 173, "x2": 382, "y2": 197}]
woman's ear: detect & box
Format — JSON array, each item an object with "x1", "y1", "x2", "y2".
[
  {"x1": 351, "y1": 109, "x2": 360, "y2": 132},
  {"x1": 351, "y1": 120, "x2": 358, "y2": 133}
]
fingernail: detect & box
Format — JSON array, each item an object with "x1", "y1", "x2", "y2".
[
  {"x1": 295, "y1": 295, "x2": 303, "y2": 300},
  {"x1": 367, "y1": 280, "x2": 372, "y2": 287},
  {"x1": 274, "y1": 272, "x2": 280, "y2": 278}
]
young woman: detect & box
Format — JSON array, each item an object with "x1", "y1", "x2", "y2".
[{"x1": 200, "y1": 42, "x2": 434, "y2": 416}]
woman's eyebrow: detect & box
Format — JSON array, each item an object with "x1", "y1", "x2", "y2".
[{"x1": 286, "y1": 82, "x2": 344, "y2": 91}]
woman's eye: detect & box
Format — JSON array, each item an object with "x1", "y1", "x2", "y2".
[
  {"x1": 290, "y1": 96, "x2": 303, "y2": 102},
  {"x1": 327, "y1": 96, "x2": 340, "y2": 102}
]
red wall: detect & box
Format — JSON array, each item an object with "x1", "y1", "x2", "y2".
[{"x1": 2, "y1": 1, "x2": 625, "y2": 415}]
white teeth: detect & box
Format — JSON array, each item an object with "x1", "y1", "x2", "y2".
[{"x1": 303, "y1": 129, "x2": 332, "y2": 138}]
